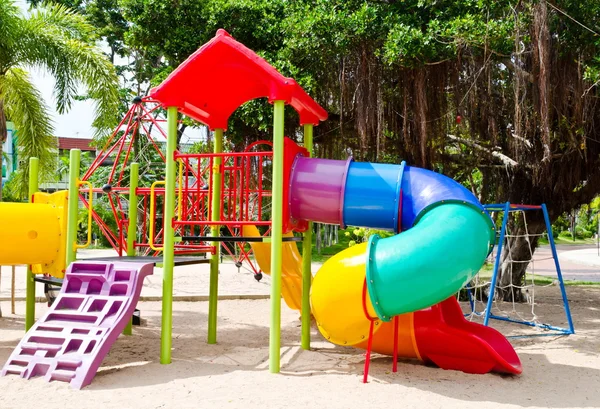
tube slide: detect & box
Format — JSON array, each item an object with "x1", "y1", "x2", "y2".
[
  {"x1": 285, "y1": 147, "x2": 521, "y2": 375},
  {"x1": 0, "y1": 191, "x2": 68, "y2": 278}
]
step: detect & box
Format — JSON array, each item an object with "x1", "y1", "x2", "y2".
[
  {"x1": 49, "y1": 369, "x2": 76, "y2": 382},
  {"x1": 3, "y1": 364, "x2": 27, "y2": 375},
  {"x1": 21, "y1": 342, "x2": 63, "y2": 351},
  {"x1": 56, "y1": 358, "x2": 82, "y2": 369},
  {"x1": 1, "y1": 261, "x2": 154, "y2": 389}
]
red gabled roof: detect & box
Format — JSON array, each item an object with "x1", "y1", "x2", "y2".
[
  {"x1": 57, "y1": 137, "x2": 95, "y2": 151},
  {"x1": 149, "y1": 29, "x2": 328, "y2": 130}
]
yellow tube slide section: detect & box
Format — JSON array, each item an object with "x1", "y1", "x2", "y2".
[
  {"x1": 243, "y1": 226, "x2": 419, "y2": 358},
  {"x1": 311, "y1": 242, "x2": 420, "y2": 358},
  {"x1": 242, "y1": 225, "x2": 305, "y2": 311},
  {"x1": 0, "y1": 202, "x2": 62, "y2": 265}
]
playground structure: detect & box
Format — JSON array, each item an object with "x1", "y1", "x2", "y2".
[{"x1": 1, "y1": 29, "x2": 525, "y2": 388}]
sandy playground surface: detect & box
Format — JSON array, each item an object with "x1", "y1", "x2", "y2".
[{"x1": 0, "y1": 283, "x2": 599, "y2": 409}]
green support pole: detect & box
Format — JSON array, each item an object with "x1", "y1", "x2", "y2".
[
  {"x1": 160, "y1": 107, "x2": 178, "y2": 364},
  {"x1": 127, "y1": 163, "x2": 139, "y2": 257},
  {"x1": 207, "y1": 128, "x2": 223, "y2": 344},
  {"x1": 124, "y1": 162, "x2": 139, "y2": 336},
  {"x1": 66, "y1": 149, "x2": 81, "y2": 266},
  {"x1": 301, "y1": 124, "x2": 313, "y2": 350},
  {"x1": 25, "y1": 157, "x2": 39, "y2": 331},
  {"x1": 270, "y1": 100, "x2": 285, "y2": 373},
  {"x1": 123, "y1": 315, "x2": 133, "y2": 336}
]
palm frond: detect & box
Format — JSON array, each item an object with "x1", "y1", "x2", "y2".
[
  {"x1": 17, "y1": 3, "x2": 120, "y2": 137},
  {"x1": 0, "y1": 67, "x2": 56, "y2": 194},
  {"x1": 28, "y1": 4, "x2": 96, "y2": 42},
  {"x1": 0, "y1": 0, "x2": 22, "y2": 72}
]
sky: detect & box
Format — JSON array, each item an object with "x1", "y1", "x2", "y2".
[
  {"x1": 29, "y1": 67, "x2": 97, "y2": 139},
  {"x1": 17, "y1": 0, "x2": 96, "y2": 139}
]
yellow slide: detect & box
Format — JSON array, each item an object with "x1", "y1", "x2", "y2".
[{"x1": 242, "y1": 225, "x2": 305, "y2": 311}]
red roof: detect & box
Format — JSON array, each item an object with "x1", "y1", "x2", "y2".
[
  {"x1": 57, "y1": 137, "x2": 95, "y2": 151},
  {"x1": 149, "y1": 29, "x2": 328, "y2": 130}
]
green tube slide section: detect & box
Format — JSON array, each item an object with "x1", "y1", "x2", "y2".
[{"x1": 366, "y1": 203, "x2": 495, "y2": 321}]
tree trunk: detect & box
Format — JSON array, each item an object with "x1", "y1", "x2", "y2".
[
  {"x1": 315, "y1": 223, "x2": 321, "y2": 254},
  {"x1": 0, "y1": 98, "x2": 7, "y2": 203},
  {"x1": 496, "y1": 218, "x2": 545, "y2": 301}
]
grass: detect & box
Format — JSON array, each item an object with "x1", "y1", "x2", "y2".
[
  {"x1": 474, "y1": 266, "x2": 600, "y2": 287},
  {"x1": 309, "y1": 227, "x2": 355, "y2": 262},
  {"x1": 538, "y1": 236, "x2": 597, "y2": 246},
  {"x1": 527, "y1": 275, "x2": 600, "y2": 286}
]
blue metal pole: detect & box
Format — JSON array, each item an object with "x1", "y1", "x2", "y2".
[
  {"x1": 541, "y1": 203, "x2": 575, "y2": 334},
  {"x1": 483, "y1": 201, "x2": 510, "y2": 326}
]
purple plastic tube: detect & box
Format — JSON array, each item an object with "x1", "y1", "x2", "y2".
[{"x1": 289, "y1": 156, "x2": 352, "y2": 226}]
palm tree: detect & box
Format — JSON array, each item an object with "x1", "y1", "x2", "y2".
[{"x1": 0, "y1": 0, "x2": 119, "y2": 201}]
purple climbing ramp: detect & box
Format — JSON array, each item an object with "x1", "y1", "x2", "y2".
[{"x1": 1, "y1": 261, "x2": 153, "y2": 389}]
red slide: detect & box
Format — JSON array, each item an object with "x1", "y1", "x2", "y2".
[{"x1": 413, "y1": 297, "x2": 522, "y2": 375}]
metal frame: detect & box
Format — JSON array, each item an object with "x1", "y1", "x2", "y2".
[{"x1": 467, "y1": 202, "x2": 575, "y2": 336}]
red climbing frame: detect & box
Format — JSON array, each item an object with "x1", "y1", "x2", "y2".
[{"x1": 81, "y1": 98, "x2": 277, "y2": 277}]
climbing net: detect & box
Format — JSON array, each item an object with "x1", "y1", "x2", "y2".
[{"x1": 462, "y1": 203, "x2": 574, "y2": 336}]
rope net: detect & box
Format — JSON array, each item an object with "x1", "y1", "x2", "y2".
[{"x1": 461, "y1": 206, "x2": 574, "y2": 336}]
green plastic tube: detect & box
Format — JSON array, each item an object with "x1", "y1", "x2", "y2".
[{"x1": 366, "y1": 203, "x2": 495, "y2": 321}]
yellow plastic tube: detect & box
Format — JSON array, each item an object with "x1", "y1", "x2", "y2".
[
  {"x1": 243, "y1": 225, "x2": 420, "y2": 358},
  {"x1": 0, "y1": 202, "x2": 62, "y2": 265},
  {"x1": 311, "y1": 241, "x2": 421, "y2": 357}
]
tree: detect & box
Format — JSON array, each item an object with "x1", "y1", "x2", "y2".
[
  {"x1": 280, "y1": 0, "x2": 600, "y2": 300},
  {"x1": 35, "y1": 0, "x2": 600, "y2": 300},
  {"x1": 0, "y1": 0, "x2": 119, "y2": 200}
]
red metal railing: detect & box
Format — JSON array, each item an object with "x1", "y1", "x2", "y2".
[{"x1": 80, "y1": 98, "x2": 274, "y2": 273}]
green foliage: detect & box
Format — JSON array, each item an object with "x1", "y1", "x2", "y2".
[
  {"x1": 26, "y1": 0, "x2": 600, "y2": 240},
  {"x1": 552, "y1": 214, "x2": 570, "y2": 233},
  {"x1": 90, "y1": 197, "x2": 119, "y2": 247},
  {"x1": 0, "y1": 67, "x2": 55, "y2": 192},
  {"x1": 0, "y1": 0, "x2": 120, "y2": 198},
  {"x1": 345, "y1": 226, "x2": 393, "y2": 248},
  {"x1": 0, "y1": 171, "x2": 21, "y2": 202},
  {"x1": 559, "y1": 230, "x2": 574, "y2": 239},
  {"x1": 345, "y1": 227, "x2": 366, "y2": 247}
]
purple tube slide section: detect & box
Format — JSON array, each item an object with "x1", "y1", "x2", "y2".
[{"x1": 289, "y1": 156, "x2": 352, "y2": 226}]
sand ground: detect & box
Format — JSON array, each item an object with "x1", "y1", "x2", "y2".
[{"x1": 1, "y1": 284, "x2": 599, "y2": 409}]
